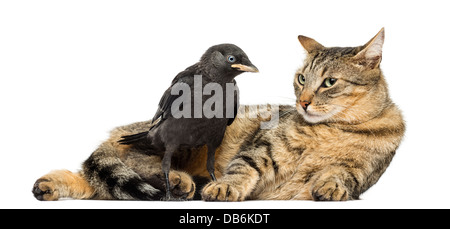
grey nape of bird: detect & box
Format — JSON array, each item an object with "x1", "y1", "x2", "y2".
[{"x1": 118, "y1": 43, "x2": 258, "y2": 200}]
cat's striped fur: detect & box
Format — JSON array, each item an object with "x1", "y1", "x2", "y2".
[{"x1": 32, "y1": 28, "x2": 404, "y2": 201}]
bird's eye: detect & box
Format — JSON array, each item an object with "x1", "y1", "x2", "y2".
[
  {"x1": 227, "y1": 55, "x2": 236, "y2": 63},
  {"x1": 322, "y1": 78, "x2": 337, "y2": 88},
  {"x1": 298, "y1": 74, "x2": 306, "y2": 85}
]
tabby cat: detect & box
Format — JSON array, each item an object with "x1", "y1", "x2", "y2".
[{"x1": 32, "y1": 28, "x2": 405, "y2": 201}]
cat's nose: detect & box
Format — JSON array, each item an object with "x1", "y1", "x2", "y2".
[{"x1": 300, "y1": 101, "x2": 311, "y2": 111}]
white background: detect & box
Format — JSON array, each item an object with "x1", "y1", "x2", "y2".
[{"x1": 1, "y1": 0, "x2": 449, "y2": 209}]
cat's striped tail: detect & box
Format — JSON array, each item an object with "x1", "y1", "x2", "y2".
[{"x1": 82, "y1": 143, "x2": 163, "y2": 200}]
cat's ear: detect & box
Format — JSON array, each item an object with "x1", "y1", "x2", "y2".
[
  {"x1": 298, "y1": 35, "x2": 325, "y2": 53},
  {"x1": 352, "y1": 28, "x2": 385, "y2": 69}
]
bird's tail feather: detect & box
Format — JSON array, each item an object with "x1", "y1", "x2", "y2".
[{"x1": 118, "y1": 131, "x2": 148, "y2": 145}]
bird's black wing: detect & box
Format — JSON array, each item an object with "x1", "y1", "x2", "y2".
[
  {"x1": 118, "y1": 85, "x2": 185, "y2": 145},
  {"x1": 227, "y1": 80, "x2": 239, "y2": 126},
  {"x1": 119, "y1": 65, "x2": 198, "y2": 146},
  {"x1": 154, "y1": 64, "x2": 198, "y2": 120},
  {"x1": 151, "y1": 87, "x2": 176, "y2": 123},
  {"x1": 119, "y1": 84, "x2": 190, "y2": 145},
  {"x1": 150, "y1": 76, "x2": 194, "y2": 125}
]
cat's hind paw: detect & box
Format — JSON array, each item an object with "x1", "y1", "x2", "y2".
[
  {"x1": 168, "y1": 171, "x2": 196, "y2": 200},
  {"x1": 32, "y1": 178, "x2": 59, "y2": 201}
]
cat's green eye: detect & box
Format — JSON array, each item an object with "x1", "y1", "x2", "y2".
[
  {"x1": 298, "y1": 74, "x2": 306, "y2": 85},
  {"x1": 322, "y1": 78, "x2": 337, "y2": 88}
]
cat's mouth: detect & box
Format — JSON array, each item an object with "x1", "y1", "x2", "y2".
[
  {"x1": 296, "y1": 104, "x2": 339, "y2": 123},
  {"x1": 302, "y1": 111, "x2": 327, "y2": 123}
]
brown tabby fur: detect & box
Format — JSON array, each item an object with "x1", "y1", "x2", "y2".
[{"x1": 32, "y1": 28, "x2": 405, "y2": 201}]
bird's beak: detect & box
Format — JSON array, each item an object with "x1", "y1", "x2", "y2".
[{"x1": 231, "y1": 64, "x2": 259, "y2": 73}]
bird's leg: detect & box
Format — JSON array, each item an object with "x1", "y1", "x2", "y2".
[
  {"x1": 163, "y1": 171, "x2": 171, "y2": 200},
  {"x1": 206, "y1": 146, "x2": 217, "y2": 181},
  {"x1": 161, "y1": 150, "x2": 174, "y2": 200}
]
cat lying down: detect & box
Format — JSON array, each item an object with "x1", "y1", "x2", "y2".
[{"x1": 32, "y1": 28, "x2": 404, "y2": 201}]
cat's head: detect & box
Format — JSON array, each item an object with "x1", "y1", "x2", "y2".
[{"x1": 294, "y1": 28, "x2": 391, "y2": 124}]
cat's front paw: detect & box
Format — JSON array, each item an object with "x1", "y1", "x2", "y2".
[
  {"x1": 311, "y1": 179, "x2": 349, "y2": 201},
  {"x1": 202, "y1": 182, "x2": 242, "y2": 201}
]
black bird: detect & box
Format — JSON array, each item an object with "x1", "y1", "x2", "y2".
[{"x1": 118, "y1": 44, "x2": 258, "y2": 200}]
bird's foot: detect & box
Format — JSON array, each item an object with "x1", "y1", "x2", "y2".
[
  {"x1": 161, "y1": 191, "x2": 188, "y2": 201},
  {"x1": 161, "y1": 192, "x2": 176, "y2": 201}
]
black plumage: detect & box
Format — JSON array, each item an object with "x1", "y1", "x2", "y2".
[{"x1": 118, "y1": 44, "x2": 258, "y2": 200}]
